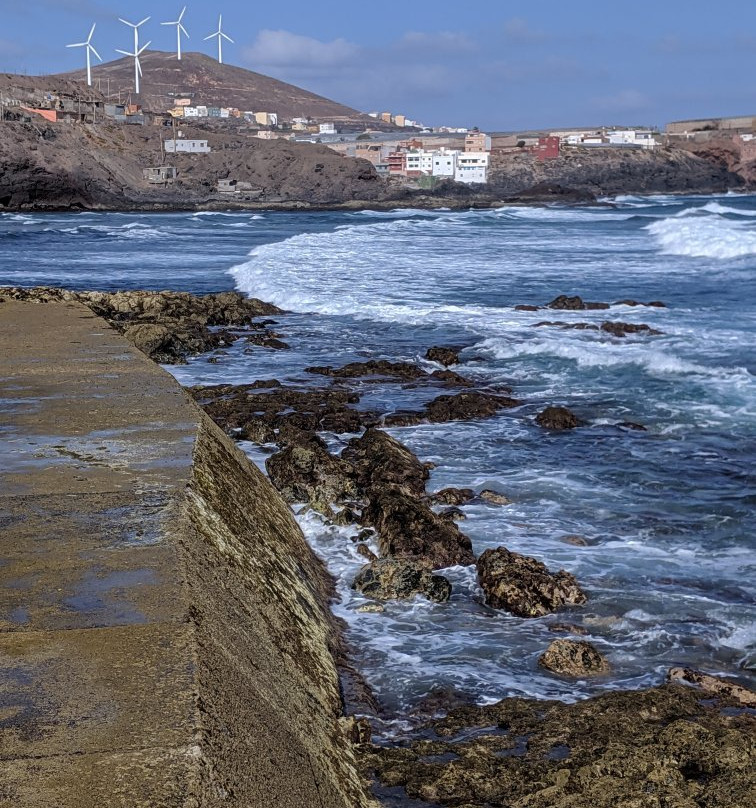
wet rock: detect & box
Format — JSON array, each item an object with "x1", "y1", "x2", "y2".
[
  {"x1": 600, "y1": 321, "x2": 663, "y2": 337},
  {"x1": 356, "y1": 603, "x2": 384, "y2": 614},
  {"x1": 560, "y1": 534, "x2": 589, "y2": 546},
  {"x1": 306, "y1": 359, "x2": 471, "y2": 387},
  {"x1": 535, "y1": 405, "x2": 582, "y2": 430},
  {"x1": 538, "y1": 639, "x2": 610, "y2": 676},
  {"x1": 352, "y1": 558, "x2": 452, "y2": 603},
  {"x1": 428, "y1": 369, "x2": 473, "y2": 387},
  {"x1": 613, "y1": 298, "x2": 667, "y2": 307},
  {"x1": 617, "y1": 420, "x2": 647, "y2": 431},
  {"x1": 265, "y1": 434, "x2": 358, "y2": 509},
  {"x1": 547, "y1": 622, "x2": 589, "y2": 635},
  {"x1": 479, "y1": 489, "x2": 511, "y2": 506},
  {"x1": 342, "y1": 428, "x2": 429, "y2": 499},
  {"x1": 535, "y1": 320, "x2": 599, "y2": 331},
  {"x1": 363, "y1": 490, "x2": 476, "y2": 569},
  {"x1": 340, "y1": 715, "x2": 373, "y2": 746},
  {"x1": 667, "y1": 667, "x2": 756, "y2": 706},
  {"x1": 430, "y1": 488, "x2": 476, "y2": 506},
  {"x1": 245, "y1": 332, "x2": 291, "y2": 349},
  {"x1": 514, "y1": 304, "x2": 540, "y2": 312},
  {"x1": 333, "y1": 506, "x2": 360, "y2": 526},
  {"x1": 547, "y1": 294, "x2": 610, "y2": 311},
  {"x1": 476, "y1": 547, "x2": 587, "y2": 617},
  {"x1": 425, "y1": 346, "x2": 462, "y2": 366},
  {"x1": 360, "y1": 684, "x2": 755, "y2": 808},
  {"x1": 355, "y1": 543, "x2": 378, "y2": 563},
  {"x1": 386, "y1": 391, "x2": 520, "y2": 426},
  {"x1": 439, "y1": 507, "x2": 466, "y2": 522}
]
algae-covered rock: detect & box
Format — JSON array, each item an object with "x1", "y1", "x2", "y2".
[
  {"x1": 535, "y1": 405, "x2": 583, "y2": 430},
  {"x1": 352, "y1": 558, "x2": 452, "y2": 603},
  {"x1": 538, "y1": 639, "x2": 610, "y2": 677},
  {"x1": 476, "y1": 547, "x2": 586, "y2": 617}
]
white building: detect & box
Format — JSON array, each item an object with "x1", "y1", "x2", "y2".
[
  {"x1": 432, "y1": 149, "x2": 456, "y2": 177},
  {"x1": 405, "y1": 151, "x2": 434, "y2": 174},
  {"x1": 455, "y1": 152, "x2": 489, "y2": 184},
  {"x1": 183, "y1": 107, "x2": 199, "y2": 118},
  {"x1": 607, "y1": 129, "x2": 657, "y2": 148},
  {"x1": 164, "y1": 139, "x2": 211, "y2": 153},
  {"x1": 319, "y1": 122, "x2": 335, "y2": 134}
]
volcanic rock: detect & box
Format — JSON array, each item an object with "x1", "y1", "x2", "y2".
[
  {"x1": 429, "y1": 488, "x2": 476, "y2": 506},
  {"x1": 538, "y1": 639, "x2": 610, "y2": 676},
  {"x1": 425, "y1": 346, "x2": 462, "y2": 366},
  {"x1": 535, "y1": 405, "x2": 582, "y2": 430},
  {"x1": 613, "y1": 299, "x2": 667, "y2": 307},
  {"x1": 667, "y1": 667, "x2": 756, "y2": 706},
  {"x1": 479, "y1": 489, "x2": 511, "y2": 506},
  {"x1": 476, "y1": 547, "x2": 587, "y2": 617},
  {"x1": 514, "y1": 304, "x2": 539, "y2": 312},
  {"x1": 352, "y1": 558, "x2": 452, "y2": 603},
  {"x1": 363, "y1": 489, "x2": 476, "y2": 569},
  {"x1": 547, "y1": 295, "x2": 610, "y2": 311},
  {"x1": 386, "y1": 391, "x2": 520, "y2": 426},
  {"x1": 306, "y1": 359, "x2": 471, "y2": 387},
  {"x1": 600, "y1": 321, "x2": 662, "y2": 337}
]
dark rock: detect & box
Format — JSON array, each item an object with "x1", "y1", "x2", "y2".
[
  {"x1": 333, "y1": 507, "x2": 360, "y2": 526},
  {"x1": 342, "y1": 428, "x2": 429, "y2": 499},
  {"x1": 538, "y1": 639, "x2": 610, "y2": 676},
  {"x1": 617, "y1": 420, "x2": 647, "y2": 431},
  {"x1": 439, "y1": 507, "x2": 466, "y2": 522},
  {"x1": 245, "y1": 332, "x2": 291, "y2": 349},
  {"x1": 360, "y1": 685, "x2": 755, "y2": 808},
  {"x1": 667, "y1": 667, "x2": 756, "y2": 706},
  {"x1": 355, "y1": 544, "x2": 378, "y2": 563},
  {"x1": 613, "y1": 299, "x2": 667, "y2": 308},
  {"x1": 535, "y1": 405, "x2": 582, "y2": 430},
  {"x1": 476, "y1": 547, "x2": 587, "y2": 617},
  {"x1": 428, "y1": 369, "x2": 473, "y2": 387},
  {"x1": 600, "y1": 321, "x2": 662, "y2": 337},
  {"x1": 386, "y1": 391, "x2": 520, "y2": 426},
  {"x1": 265, "y1": 435, "x2": 358, "y2": 509},
  {"x1": 425, "y1": 346, "x2": 462, "y2": 366},
  {"x1": 546, "y1": 295, "x2": 610, "y2": 311},
  {"x1": 514, "y1": 304, "x2": 540, "y2": 311},
  {"x1": 363, "y1": 490, "x2": 476, "y2": 569},
  {"x1": 306, "y1": 360, "x2": 428, "y2": 381},
  {"x1": 560, "y1": 534, "x2": 589, "y2": 547},
  {"x1": 352, "y1": 558, "x2": 452, "y2": 603},
  {"x1": 429, "y1": 488, "x2": 476, "y2": 506},
  {"x1": 479, "y1": 489, "x2": 511, "y2": 506},
  {"x1": 535, "y1": 320, "x2": 599, "y2": 331},
  {"x1": 547, "y1": 622, "x2": 589, "y2": 635}
]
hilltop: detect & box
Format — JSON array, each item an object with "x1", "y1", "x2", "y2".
[{"x1": 55, "y1": 50, "x2": 369, "y2": 123}]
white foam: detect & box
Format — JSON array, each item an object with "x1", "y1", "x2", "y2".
[{"x1": 646, "y1": 214, "x2": 756, "y2": 259}]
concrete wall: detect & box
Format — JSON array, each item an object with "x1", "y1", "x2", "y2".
[{"x1": 0, "y1": 299, "x2": 374, "y2": 808}]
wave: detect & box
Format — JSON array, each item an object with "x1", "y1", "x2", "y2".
[
  {"x1": 646, "y1": 214, "x2": 756, "y2": 259},
  {"x1": 42, "y1": 222, "x2": 168, "y2": 239},
  {"x1": 349, "y1": 208, "x2": 452, "y2": 218},
  {"x1": 493, "y1": 205, "x2": 634, "y2": 222},
  {"x1": 474, "y1": 336, "x2": 753, "y2": 384}
]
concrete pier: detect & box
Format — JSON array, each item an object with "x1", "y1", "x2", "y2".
[{"x1": 0, "y1": 299, "x2": 372, "y2": 807}]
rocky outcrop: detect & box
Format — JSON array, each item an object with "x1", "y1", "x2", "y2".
[
  {"x1": 306, "y1": 359, "x2": 471, "y2": 387},
  {"x1": 360, "y1": 684, "x2": 755, "y2": 808},
  {"x1": 0, "y1": 286, "x2": 280, "y2": 363},
  {"x1": 476, "y1": 547, "x2": 587, "y2": 617},
  {"x1": 386, "y1": 390, "x2": 520, "y2": 426},
  {"x1": 425, "y1": 346, "x2": 462, "y2": 366},
  {"x1": 352, "y1": 558, "x2": 452, "y2": 603},
  {"x1": 534, "y1": 320, "x2": 663, "y2": 337},
  {"x1": 667, "y1": 667, "x2": 756, "y2": 706},
  {"x1": 535, "y1": 405, "x2": 583, "y2": 430},
  {"x1": 538, "y1": 639, "x2": 610, "y2": 676}
]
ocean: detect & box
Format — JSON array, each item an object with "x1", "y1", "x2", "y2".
[{"x1": 2, "y1": 194, "x2": 754, "y2": 721}]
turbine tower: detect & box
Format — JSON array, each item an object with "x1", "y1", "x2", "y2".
[
  {"x1": 162, "y1": 6, "x2": 189, "y2": 61},
  {"x1": 204, "y1": 15, "x2": 233, "y2": 64},
  {"x1": 116, "y1": 17, "x2": 151, "y2": 95},
  {"x1": 66, "y1": 23, "x2": 101, "y2": 86}
]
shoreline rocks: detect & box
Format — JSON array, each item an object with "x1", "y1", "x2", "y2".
[
  {"x1": 538, "y1": 639, "x2": 610, "y2": 676},
  {"x1": 477, "y1": 547, "x2": 587, "y2": 617},
  {"x1": 352, "y1": 558, "x2": 452, "y2": 603},
  {"x1": 535, "y1": 405, "x2": 583, "y2": 430}
]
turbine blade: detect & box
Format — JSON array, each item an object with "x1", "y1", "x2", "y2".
[
  {"x1": 203, "y1": 32, "x2": 216, "y2": 41},
  {"x1": 221, "y1": 33, "x2": 233, "y2": 43},
  {"x1": 137, "y1": 17, "x2": 151, "y2": 27},
  {"x1": 90, "y1": 45, "x2": 102, "y2": 62},
  {"x1": 138, "y1": 41, "x2": 151, "y2": 55},
  {"x1": 118, "y1": 18, "x2": 135, "y2": 27},
  {"x1": 179, "y1": 25, "x2": 188, "y2": 37},
  {"x1": 87, "y1": 23, "x2": 96, "y2": 42},
  {"x1": 67, "y1": 42, "x2": 86, "y2": 48},
  {"x1": 178, "y1": 6, "x2": 186, "y2": 22},
  {"x1": 115, "y1": 49, "x2": 133, "y2": 56},
  {"x1": 161, "y1": 21, "x2": 174, "y2": 26}
]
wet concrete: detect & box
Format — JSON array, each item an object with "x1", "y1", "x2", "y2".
[{"x1": 0, "y1": 299, "x2": 374, "y2": 807}]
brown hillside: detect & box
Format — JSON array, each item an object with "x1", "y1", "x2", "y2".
[{"x1": 55, "y1": 50, "x2": 366, "y2": 122}]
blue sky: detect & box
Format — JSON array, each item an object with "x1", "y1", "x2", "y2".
[{"x1": 4, "y1": 1, "x2": 755, "y2": 130}]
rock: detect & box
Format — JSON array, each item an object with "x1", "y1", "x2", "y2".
[
  {"x1": 340, "y1": 715, "x2": 373, "y2": 745},
  {"x1": 352, "y1": 558, "x2": 452, "y2": 603},
  {"x1": 428, "y1": 369, "x2": 473, "y2": 387},
  {"x1": 476, "y1": 547, "x2": 587, "y2": 617},
  {"x1": 245, "y1": 332, "x2": 291, "y2": 349},
  {"x1": 306, "y1": 359, "x2": 471, "y2": 387},
  {"x1": 356, "y1": 603, "x2": 384, "y2": 614},
  {"x1": 514, "y1": 304, "x2": 540, "y2": 312},
  {"x1": 535, "y1": 405, "x2": 582, "y2": 430},
  {"x1": 667, "y1": 667, "x2": 756, "y2": 706},
  {"x1": 386, "y1": 391, "x2": 520, "y2": 426},
  {"x1": 535, "y1": 320, "x2": 599, "y2": 331},
  {"x1": 333, "y1": 507, "x2": 360, "y2": 526},
  {"x1": 439, "y1": 507, "x2": 466, "y2": 522},
  {"x1": 546, "y1": 295, "x2": 609, "y2": 311},
  {"x1": 613, "y1": 299, "x2": 667, "y2": 308},
  {"x1": 547, "y1": 622, "x2": 589, "y2": 635},
  {"x1": 425, "y1": 346, "x2": 461, "y2": 366},
  {"x1": 560, "y1": 534, "x2": 589, "y2": 547},
  {"x1": 363, "y1": 489, "x2": 476, "y2": 569},
  {"x1": 265, "y1": 435, "x2": 358, "y2": 509},
  {"x1": 355, "y1": 544, "x2": 378, "y2": 563},
  {"x1": 342, "y1": 428, "x2": 429, "y2": 499},
  {"x1": 617, "y1": 421, "x2": 647, "y2": 431},
  {"x1": 600, "y1": 321, "x2": 662, "y2": 337},
  {"x1": 429, "y1": 488, "x2": 476, "y2": 506},
  {"x1": 360, "y1": 684, "x2": 755, "y2": 808},
  {"x1": 479, "y1": 489, "x2": 511, "y2": 506},
  {"x1": 538, "y1": 639, "x2": 610, "y2": 676}
]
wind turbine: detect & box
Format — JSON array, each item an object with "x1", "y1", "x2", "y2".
[
  {"x1": 66, "y1": 23, "x2": 101, "y2": 86},
  {"x1": 204, "y1": 15, "x2": 233, "y2": 64},
  {"x1": 162, "y1": 6, "x2": 189, "y2": 61},
  {"x1": 116, "y1": 17, "x2": 151, "y2": 95}
]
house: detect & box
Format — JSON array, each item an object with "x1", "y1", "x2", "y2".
[
  {"x1": 465, "y1": 131, "x2": 491, "y2": 152},
  {"x1": 319, "y1": 122, "x2": 335, "y2": 134},
  {"x1": 143, "y1": 166, "x2": 177, "y2": 184},
  {"x1": 454, "y1": 151, "x2": 489, "y2": 182},
  {"x1": 607, "y1": 130, "x2": 657, "y2": 148},
  {"x1": 532, "y1": 137, "x2": 560, "y2": 160},
  {"x1": 164, "y1": 139, "x2": 211, "y2": 153}
]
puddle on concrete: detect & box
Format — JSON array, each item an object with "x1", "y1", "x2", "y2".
[{"x1": 61, "y1": 568, "x2": 157, "y2": 625}]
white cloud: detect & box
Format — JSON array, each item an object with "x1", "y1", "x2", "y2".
[{"x1": 244, "y1": 30, "x2": 360, "y2": 72}]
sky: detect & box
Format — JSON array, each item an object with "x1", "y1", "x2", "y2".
[{"x1": 3, "y1": 1, "x2": 755, "y2": 131}]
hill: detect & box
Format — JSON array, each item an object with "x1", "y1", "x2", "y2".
[{"x1": 55, "y1": 50, "x2": 367, "y2": 123}]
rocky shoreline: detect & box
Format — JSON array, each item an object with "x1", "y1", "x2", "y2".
[{"x1": 5, "y1": 285, "x2": 753, "y2": 807}]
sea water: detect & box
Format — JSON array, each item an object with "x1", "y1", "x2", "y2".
[{"x1": 2, "y1": 195, "x2": 754, "y2": 717}]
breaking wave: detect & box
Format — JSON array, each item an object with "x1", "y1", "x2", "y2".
[{"x1": 646, "y1": 213, "x2": 756, "y2": 259}]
